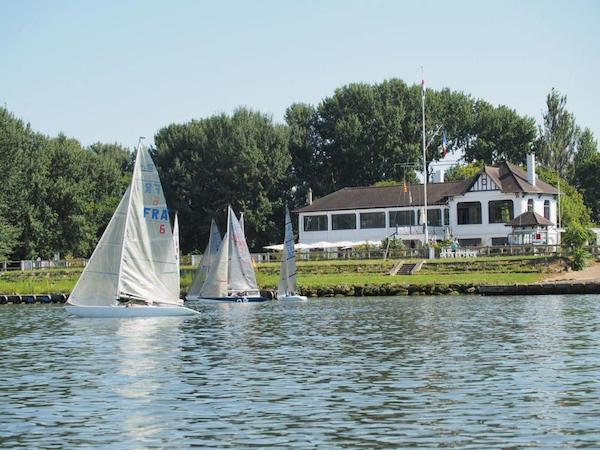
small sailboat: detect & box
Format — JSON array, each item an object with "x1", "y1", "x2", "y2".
[
  {"x1": 186, "y1": 219, "x2": 222, "y2": 300},
  {"x1": 65, "y1": 142, "x2": 198, "y2": 317},
  {"x1": 186, "y1": 206, "x2": 269, "y2": 303},
  {"x1": 277, "y1": 206, "x2": 307, "y2": 302}
]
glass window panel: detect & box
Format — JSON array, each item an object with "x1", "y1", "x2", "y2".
[
  {"x1": 488, "y1": 200, "x2": 514, "y2": 224},
  {"x1": 360, "y1": 212, "x2": 386, "y2": 229},
  {"x1": 389, "y1": 210, "x2": 415, "y2": 227},
  {"x1": 331, "y1": 213, "x2": 356, "y2": 230},
  {"x1": 303, "y1": 215, "x2": 328, "y2": 232},
  {"x1": 457, "y1": 202, "x2": 482, "y2": 225}
]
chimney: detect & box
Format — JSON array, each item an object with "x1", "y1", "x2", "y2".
[
  {"x1": 526, "y1": 153, "x2": 536, "y2": 186},
  {"x1": 307, "y1": 187, "x2": 313, "y2": 205},
  {"x1": 432, "y1": 169, "x2": 445, "y2": 183}
]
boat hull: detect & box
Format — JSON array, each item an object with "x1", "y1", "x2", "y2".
[
  {"x1": 185, "y1": 295, "x2": 270, "y2": 304},
  {"x1": 65, "y1": 304, "x2": 199, "y2": 317},
  {"x1": 278, "y1": 294, "x2": 308, "y2": 302}
]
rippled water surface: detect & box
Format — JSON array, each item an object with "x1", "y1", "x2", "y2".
[{"x1": 1, "y1": 295, "x2": 600, "y2": 448}]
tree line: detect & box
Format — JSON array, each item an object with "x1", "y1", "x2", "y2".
[{"x1": 0, "y1": 79, "x2": 597, "y2": 259}]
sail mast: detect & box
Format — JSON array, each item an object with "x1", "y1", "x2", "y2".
[{"x1": 116, "y1": 137, "x2": 143, "y2": 301}]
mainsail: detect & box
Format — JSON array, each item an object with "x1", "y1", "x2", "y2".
[
  {"x1": 227, "y1": 206, "x2": 259, "y2": 293},
  {"x1": 194, "y1": 206, "x2": 259, "y2": 297},
  {"x1": 277, "y1": 205, "x2": 298, "y2": 296},
  {"x1": 188, "y1": 219, "x2": 221, "y2": 297},
  {"x1": 69, "y1": 144, "x2": 181, "y2": 307}
]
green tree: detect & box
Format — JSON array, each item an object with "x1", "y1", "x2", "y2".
[
  {"x1": 572, "y1": 153, "x2": 600, "y2": 222},
  {"x1": 574, "y1": 128, "x2": 598, "y2": 168},
  {"x1": 444, "y1": 162, "x2": 484, "y2": 182},
  {"x1": 537, "y1": 88, "x2": 579, "y2": 179},
  {"x1": 464, "y1": 101, "x2": 537, "y2": 164},
  {"x1": 537, "y1": 166, "x2": 593, "y2": 228},
  {"x1": 153, "y1": 108, "x2": 291, "y2": 252}
]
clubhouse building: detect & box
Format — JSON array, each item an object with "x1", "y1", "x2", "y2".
[{"x1": 296, "y1": 154, "x2": 560, "y2": 248}]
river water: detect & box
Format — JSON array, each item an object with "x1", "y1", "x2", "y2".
[{"x1": 1, "y1": 295, "x2": 599, "y2": 449}]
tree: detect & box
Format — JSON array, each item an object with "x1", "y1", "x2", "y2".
[
  {"x1": 153, "y1": 108, "x2": 291, "y2": 252},
  {"x1": 574, "y1": 128, "x2": 598, "y2": 168},
  {"x1": 463, "y1": 101, "x2": 537, "y2": 164},
  {"x1": 537, "y1": 88, "x2": 579, "y2": 179},
  {"x1": 285, "y1": 103, "x2": 324, "y2": 205},
  {"x1": 444, "y1": 162, "x2": 483, "y2": 182},
  {"x1": 572, "y1": 153, "x2": 600, "y2": 222},
  {"x1": 537, "y1": 166, "x2": 593, "y2": 228}
]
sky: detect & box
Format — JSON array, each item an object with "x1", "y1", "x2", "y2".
[{"x1": 1, "y1": 0, "x2": 599, "y2": 156}]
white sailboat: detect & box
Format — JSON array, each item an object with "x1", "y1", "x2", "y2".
[
  {"x1": 277, "y1": 206, "x2": 307, "y2": 301},
  {"x1": 65, "y1": 142, "x2": 198, "y2": 317},
  {"x1": 186, "y1": 206, "x2": 269, "y2": 303},
  {"x1": 186, "y1": 219, "x2": 222, "y2": 300}
]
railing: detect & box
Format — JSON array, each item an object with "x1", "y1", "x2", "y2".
[{"x1": 3, "y1": 245, "x2": 600, "y2": 271}]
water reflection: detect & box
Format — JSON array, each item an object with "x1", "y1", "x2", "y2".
[{"x1": 1, "y1": 297, "x2": 600, "y2": 448}]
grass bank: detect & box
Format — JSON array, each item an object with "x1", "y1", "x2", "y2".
[{"x1": 0, "y1": 255, "x2": 563, "y2": 295}]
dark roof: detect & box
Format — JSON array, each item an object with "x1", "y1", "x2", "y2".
[
  {"x1": 296, "y1": 160, "x2": 558, "y2": 214},
  {"x1": 296, "y1": 180, "x2": 471, "y2": 213},
  {"x1": 507, "y1": 211, "x2": 555, "y2": 227},
  {"x1": 497, "y1": 162, "x2": 558, "y2": 194}
]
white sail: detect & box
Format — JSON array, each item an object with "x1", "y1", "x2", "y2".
[
  {"x1": 173, "y1": 212, "x2": 180, "y2": 298},
  {"x1": 201, "y1": 229, "x2": 229, "y2": 297},
  {"x1": 69, "y1": 186, "x2": 131, "y2": 306},
  {"x1": 277, "y1": 205, "x2": 297, "y2": 296},
  {"x1": 118, "y1": 145, "x2": 181, "y2": 306},
  {"x1": 188, "y1": 219, "x2": 221, "y2": 297},
  {"x1": 227, "y1": 206, "x2": 258, "y2": 293}
]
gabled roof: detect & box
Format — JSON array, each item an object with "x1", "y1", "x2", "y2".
[
  {"x1": 507, "y1": 211, "x2": 555, "y2": 227},
  {"x1": 295, "y1": 180, "x2": 471, "y2": 213},
  {"x1": 296, "y1": 160, "x2": 558, "y2": 214}
]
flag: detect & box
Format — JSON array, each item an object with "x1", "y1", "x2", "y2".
[
  {"x1": 421, "y1": 77, "x2": 425, "y2": 98},
  {"x1": 442, "y1": 128, "x2": 448, "y2": 156}
]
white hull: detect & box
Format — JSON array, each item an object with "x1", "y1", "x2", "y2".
[
  {"x1": 65, "y1": 304, "x2": 199, "y2": 317},
  {"x1": 278, "y1": 294, "x2": 308, "y2": 302},
  {"x1": 185, "y1": 295, "x2": 269, "y2": 304}
]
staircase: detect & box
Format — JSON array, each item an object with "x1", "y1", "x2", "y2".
[{"x1": 389, "y1": 260, "x2": 424, "y2": 276}]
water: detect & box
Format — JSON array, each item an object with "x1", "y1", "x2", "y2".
[{"x1": 1, "y1": 296, "x2": 600, "y2": 449}]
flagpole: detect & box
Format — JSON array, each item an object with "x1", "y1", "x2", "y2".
[{"x1": 421, "y1": 67, "x2": 429, "y2": 247}]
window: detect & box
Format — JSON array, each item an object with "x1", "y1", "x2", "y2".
[
  {"x1": 331, "y1": 213, "x2": 356, "y2": 230},
  {"x1": 527, "y1": 199, "x2": 534, "y2": 212},
  {"x1": 303, "y1": 215, "x2": 327, "y2": 232},
  {"x1": 360, "y1": 212, "x2": 386, "y2": 229},
  {"x1": 418, "y1": 208, "x2": 442, "y2": 226},
  {"x1": 389, "y1": 210, "x2": 415, "y2": 227},
  {"x1": 458, "y1": 238, "x2": 482, "y2": 247},
  {"x1": 492, "y1": 237, "x2": 508, "y2": 246},
  {"x1": 444, "y1": 209, "x2": 450, "y2": 226},
  {"x1": 427, "y1": 209, "x2": 442, "y2": 226},
  {"x1": 457, "y1": 202, "x2": 482, "y2": 225},
  {"x1": 488, "y1": 200, "x2": 514, "y2": 223},
  {"x1": 544, "y1": 200, "x2": 550, "y2": 220}
]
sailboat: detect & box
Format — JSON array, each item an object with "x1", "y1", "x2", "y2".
[
  {"x1": 185, "y1": 206, "x2": 269, "y2": 303},
  {"x1": 186, "y1": 219, "x2": 222, "y2": 300},
  {"x1": 65, "y1": 142, "x2": 198, "y2": 317},
  {"x1": 277, "y1": 206, "x2": 307, "y2": 301}
]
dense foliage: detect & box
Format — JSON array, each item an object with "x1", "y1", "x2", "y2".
[
  {"x1": 1, "y1": 80, "x2": 598, "y2": 258},
  {"x1": 0, "y1": 107, "x2": 130, "y2": 260}
]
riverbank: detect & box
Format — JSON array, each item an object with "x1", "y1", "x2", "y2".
[{"x1": 0, "y1": 255, "x2": 571, "y2": 297}]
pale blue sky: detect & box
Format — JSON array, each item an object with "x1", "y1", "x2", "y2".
[{"x1": 1, "y1": 0, "x2": 598, "y2": 151}]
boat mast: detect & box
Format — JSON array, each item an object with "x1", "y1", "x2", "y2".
[
  {"x1": 421, "y1": 67, "x2": 429, "y2": 246},
  {"x1": 115, "y1": 137, "x2": 144, "y2": 301}
]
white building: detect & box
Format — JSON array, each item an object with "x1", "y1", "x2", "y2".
[{"x1": 296, "y1": 155, "x2": 560, "y2": 247}]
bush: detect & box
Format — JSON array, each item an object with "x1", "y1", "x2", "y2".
[{"x1": 571, "y1": 248, "x2": 590, "y2": 271}]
